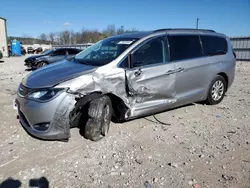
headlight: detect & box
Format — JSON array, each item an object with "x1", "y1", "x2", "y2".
[{"x1": 28, "y1": 88, "x2": 65, "y2": 101}]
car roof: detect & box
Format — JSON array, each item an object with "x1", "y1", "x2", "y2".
[
  {"x1": 110, "y1": 28, "x2": 225, "y2": 39},
  {"x1": 113, "y1": 31, "x2": 153, "y2": 39}
]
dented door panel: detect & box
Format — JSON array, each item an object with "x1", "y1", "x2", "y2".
[{"x1": 125, "y1": 63, "x2": 177, "y2": 118}]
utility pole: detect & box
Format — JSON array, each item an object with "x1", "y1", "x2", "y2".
[{"x1": 196, "y1": 18, "x2": 200, "y2": 29}]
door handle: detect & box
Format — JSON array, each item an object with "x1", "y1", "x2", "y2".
[
  {"x1": 134, "y1": 69, "x2": 142, "y2": 77},
  {"x1": 166, "y1": 67, "x2": 185, "y2": 75},
  {"x1": 176, "y1": 67, "x2": 185, "y2": 72},
  {"x1": 166, "y1": 70, "x2": 174, "y2": 75}
]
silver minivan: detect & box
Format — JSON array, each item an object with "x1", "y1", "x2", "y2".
[{"x1": 15, "y1": 29, "x2": 236, "y2": 141}]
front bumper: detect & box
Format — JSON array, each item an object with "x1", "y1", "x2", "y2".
[
  {"x1": 24, "y1": 60, "x2": 34, "y2": 68},
  {"x1": 16, "y1": 91, "x2": 76, "y2": 140}
]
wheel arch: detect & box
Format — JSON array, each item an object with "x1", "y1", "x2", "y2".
[
  {"x1": 106, "y1": 93, "x2": 129, "y2": 122},
  {"x1": 70, "y1": 91, "x2": 128, "y2": 126},
  {"x1": 35, "y1": 59, "x2": 49, "y2": 66},
  {"x1": 217, "y1": 72, "x2": 229, "y2": 91}
]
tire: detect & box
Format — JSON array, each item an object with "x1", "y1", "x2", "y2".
[
  {"x1": 37, "y1": 61, "x2": 48, "y2": 68},
  {"x1": 84, "y1": 96, "x2": 112, "y2": 141},
  {"x1": 206, "y1": 75, "x2": 227, "y2": 105}
]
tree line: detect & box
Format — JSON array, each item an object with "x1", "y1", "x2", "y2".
[
  {"x1": 8, "y1": 25, "x2": 138, "y2": 45},
  {"x1": 8, "y1": 37, "x2": 54, "y2": 45},
  {"x1": 40, "y1": 25, "x2": 138, "y2": 45}
]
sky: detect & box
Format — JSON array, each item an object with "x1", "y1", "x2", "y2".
[{"x1": 0, "y1": 0, "x2": 249, "y2": 37}]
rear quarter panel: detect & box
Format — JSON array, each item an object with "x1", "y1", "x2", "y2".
[{"x1": 203, "y1": 38, "x2": 236, "y2": 97}]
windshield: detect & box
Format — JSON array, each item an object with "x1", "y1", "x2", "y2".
[{"x1": 75, "y1": 37, "x2": 138, "y2": 66}]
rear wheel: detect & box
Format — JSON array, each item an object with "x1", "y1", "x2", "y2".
[
  {"x1": 84, "y1": 96, "x2": 112, "y2": 141},
  {"x1": 206, "y1": 75, "x2": 227, "y2": 105}
]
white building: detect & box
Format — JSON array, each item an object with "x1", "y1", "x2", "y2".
[{"x1": 0, "y1": 17, "x2": 8, "y2": 57}]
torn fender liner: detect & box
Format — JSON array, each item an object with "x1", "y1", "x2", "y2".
[
  {"x1": 50, "y1": 94, "x2": 77, "y2": 140},
  {"x1": 84, "y1": 71, "x2": 134, "y2": 108},
  {"x1": 70, "y1": 92, "x2": 103, "y2": 116}
]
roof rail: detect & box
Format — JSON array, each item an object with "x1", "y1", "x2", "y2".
[{"x1": 153, "y1": 28, "x2": 216, "y2": 33}]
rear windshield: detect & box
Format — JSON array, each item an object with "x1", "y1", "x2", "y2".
[{"x1": 75, "y1": 37, "x2": 138, "y2": 66}]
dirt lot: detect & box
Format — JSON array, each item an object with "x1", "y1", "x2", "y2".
[{"x1": 0, "y1": 56, "x2": 249, "y2": 188}]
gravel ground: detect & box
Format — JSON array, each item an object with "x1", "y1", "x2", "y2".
[{"x1": 0, "y1": 56, "x2": 249, "y2": 188}]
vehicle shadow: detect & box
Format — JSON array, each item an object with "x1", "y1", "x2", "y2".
[
  {"x1": 0, "y1": 60, "x2": 4, "y2": 63},
  {"x1": 0, "y1": 177, "x2": 49, "y2": 188}
]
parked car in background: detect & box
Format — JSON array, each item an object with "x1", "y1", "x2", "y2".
[
  {"x1": 21, "y1": 46, "x2": 26, "y2": 55},
  {"x1": 34, "y1": 47, "x2": 43, "y2": 54},
  {"x1": 16, "y1": 28, "x2": 236, "y2": 141},
  {"x1": 8, "y1": 45, "x2": 11, "y2": 56},
  {"x1": 24, "y1": 48, "x2": 82, "y2": 69},
  {"x1": 27, "y1": 47, "x2": 34, "y2": 54}
]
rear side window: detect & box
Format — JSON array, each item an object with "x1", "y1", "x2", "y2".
[
  {"x1": 201, "y1": 36, "x2": 227, "y2": 56},
  {"x1": 168, "y1": 35, "x2": 203, "y2": 61}
]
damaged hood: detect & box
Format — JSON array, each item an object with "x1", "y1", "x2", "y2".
[
  {"x1": 22, "y1": 60, "x2": 97, "y2": 88},
  {"x1": 26, "y1": 54, "x2": 45, "y2": 59},
  {"x1": 24, "y1": 54, "x2": 48, "y2": 62}
]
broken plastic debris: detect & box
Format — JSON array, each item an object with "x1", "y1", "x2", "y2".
[
  {"x1": 193, "y1": 184, "x2": 200, "y2": 188},
  {"x1": 222, "y1": 174, "x2": 235, "y2": 181}
]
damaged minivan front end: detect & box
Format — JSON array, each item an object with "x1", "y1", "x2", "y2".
[
  {"x1": 16, "y1": 61, "x2": 100, "y2": 140},
  {"x1": 16, "y1": 35, "x2": 142, "y2": 141}
]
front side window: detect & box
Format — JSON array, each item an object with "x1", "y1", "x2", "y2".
[
  {"x1": 131, "y1": 37, "x2": 166, "y2": 68},
  {"x1": 201, "y1": 36, "x2": 227, "y2": 56},
  {"x1": 168, "y1": 35, "x2": 203, "y2": 61},
  {"x1": 42, "y1": 49, "x2": 54, "y2": 55},
  {"x1": 68, "y1": 49, "x2": 80, "y2": 55},
  {"x1": 53, "y1": 49, "x2": 66, "y2": 56},
  {"x1": 75, "y1": 37, "x2": 138, "y2": 66}
]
